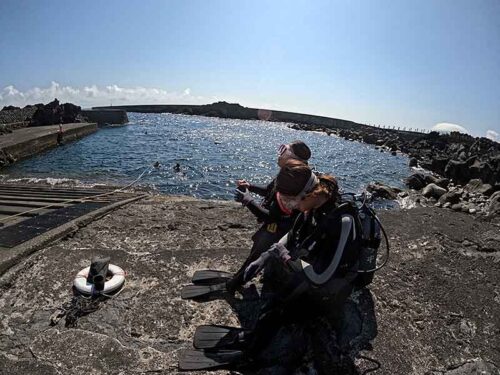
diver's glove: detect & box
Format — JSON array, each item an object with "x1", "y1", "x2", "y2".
[
  {"x1": 234, "y1": 188, "x2": 253, "y2": 206},
  {"x1": 243, "y1": 251, "x2": 272, "y2": 282},
  {"x1": 269, "y1": 243, "x2": 291, "y2": 263}
]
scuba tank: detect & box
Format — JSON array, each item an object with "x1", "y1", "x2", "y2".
[
  {"x1": 355, "y1": 203, "x2": 382, "y2": 288},
  {"x1": 341, "y1": 192, "x2": 389, "y2": 288}
]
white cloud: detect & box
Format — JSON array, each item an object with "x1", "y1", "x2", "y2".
[
  {"x1": 486, "y1": 130, "x2": 499, "y2": 142},
  {"x1": 431, "y1": 122, "x2": 469, "y2": 134},
  {"x1": 0, "y1": 82, "x2": 212, "y2": 108}
]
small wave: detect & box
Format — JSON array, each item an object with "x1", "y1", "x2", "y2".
[
  {"x1": 0, "y1": 175, "x2": 99, "y2": 188},
  {"x1": 397, "y1": 195, "x2": 418, "y2": 209}
]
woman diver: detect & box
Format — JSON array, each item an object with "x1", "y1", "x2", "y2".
[
  {"x1": 180, "y1": 160, "x2": 362, "y2": 371},
  {"x1": 184, "y1": 140, "x2": 312, "y2": 298}
]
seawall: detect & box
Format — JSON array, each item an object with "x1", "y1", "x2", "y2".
[
  {"x1": 81, "y1": 109, "x2": 128, "y2": 125},
  {"x1": 93, "y1": 103, "x2": 424, "y2": 141},
  {"x1": 0, "y1": 123, "x2": 97, "y2": 167}
]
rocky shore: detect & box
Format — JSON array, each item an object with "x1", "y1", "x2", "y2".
[
  {"x1": 0, "y1": 99, "x2": 83, "y2": 133},
  {"x1": 0, "y1": 195, "x2": 498, "y2": 374},
  {"x1": 290, "y1": 123, "x2": 499, "y2": 220}
]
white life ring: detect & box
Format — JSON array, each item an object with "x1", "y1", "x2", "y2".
[{"x1": 73, "y1": 264, "x2": 126, "y2": 295}]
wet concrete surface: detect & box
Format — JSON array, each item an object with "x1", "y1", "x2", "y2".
[{"x1": 0, "y1": 196, "x2": 499, "y2": 374}]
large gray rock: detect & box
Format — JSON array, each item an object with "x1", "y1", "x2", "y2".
[
  {"x1": 424, "y1": 175, "x2": 439, "y2": 185},
  {"x1": 487, "y1": 191, "x2": 500, "y2": 218},
  {"x1": 465, "y1": 179, "x2": 494, "y2": 196},
  {"x1": 406, "y1": 173, "x2": 426, "y2": 190},
  {"x1": 422, "y1": 183, "x2": 447, "y2": 199},
  {"x1": 441, "y1": 359, "x2": 499, "y2": 375},
  {"x1": 445, "y1": 159, "x2": 471, "y2": 184},
  {"x1": 435, "y1": 178, "x2": 450, "y2": 189},
  {"x1": 469, "y1": 160, "x2": 494, "y2": 185},
  {"x1": 366, "y1": 182, "x2": 400, "y2": 199},
  {"x1": 438, "y1": 191, "x2": 461, "y2": 205}
]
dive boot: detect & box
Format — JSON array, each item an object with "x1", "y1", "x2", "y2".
[
  {"x1": 192, "y1": 270, "x2": 232, "y2": 285},
  {"x1": 193, "y1": 325, "x2": 249, "y2": 350}
]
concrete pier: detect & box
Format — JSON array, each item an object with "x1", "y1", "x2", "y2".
[{"x1": 0, "y1": 122, "x2": 97, "y2": 166}]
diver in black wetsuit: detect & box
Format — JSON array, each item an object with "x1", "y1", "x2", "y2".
[
  {"x1": 179, "y1": 161, "x2": 362, "y2": 371},
  {"x1": 181, "y1": 141, "x2": 313, "y2": 301},
  {"x1": 239, "y1": 162, "x2": 361, "y2": 359},
  {"x1": 227, "y1": 140, "x2": 312, "y2": 293}
]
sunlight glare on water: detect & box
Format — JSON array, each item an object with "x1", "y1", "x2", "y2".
[{"x1": 2, "y1": 113, "x2": 410, "y2": 200}]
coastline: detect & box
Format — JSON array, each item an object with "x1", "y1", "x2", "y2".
[
  {"x1": 94, "y1": 102, "x2": 500, "y2": 219},
  {"x1": 0, "y1": 195, "x2": 498, "y2": 374}
]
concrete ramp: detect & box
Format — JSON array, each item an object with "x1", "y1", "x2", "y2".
[{"x1": 0, "y1": 184, "x2": 146, "y2": 275}]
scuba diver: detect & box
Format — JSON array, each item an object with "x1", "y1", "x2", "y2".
[
  {"x1": 179, "y1": 161, "x2": 363, "y2": 371},
  {"x1": 182, "y1": 141, "x2": 312, "y2": 299}
]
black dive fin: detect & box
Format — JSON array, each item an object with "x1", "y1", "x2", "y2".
[
  {"x1": 178, "y1": 349, "x2": 244, "y2": 371},
  {"x1": 194, "y1": 325, "x2": 247, "y2": 350},
  {"x1": 192, "y1": 269, "x2": 232, "y2": 285},
  {"x1": 180, "y1": 282, "x2": 227, "y2": 301}
]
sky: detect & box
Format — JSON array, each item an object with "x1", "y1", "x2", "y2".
[{"x1": 0, "y1": 0, "x2": 499, "y2": 140}]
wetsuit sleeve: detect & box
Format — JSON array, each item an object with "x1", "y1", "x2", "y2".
[
  {"x1": 248, "y1": 181, "x2": 273, "y2": 197},
  {"x1": 245, "y1": 200, "x2": 271, "y2": 221},
  {"x1": 287, "y1": 214, "x2": 356, "y2": 285}
]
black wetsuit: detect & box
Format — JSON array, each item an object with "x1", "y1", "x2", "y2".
[
  {"x1": 248, "y1": 200, "x2": 361, "y2": 356},
  {"x1": 228, "y1": 180, "x2": 299, "y2": 291}
]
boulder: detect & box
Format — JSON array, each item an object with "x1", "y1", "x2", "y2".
[
  {"x1": 438, "y1": 191, "x2": 461, "y2": 205},
  {"x1": 366, "y1": 182, "x2": 400, "y2": 200},
  {"x1": 61, "y1": 103, "x2": 81, "y2": 123},
  {"x1": 435, "y1": 178, "x2": 450, "y2": 189},
  {"x1": 31, "y1": 99, "x2": 63, "y2": 126},
  {"x1": 464, "y1": 179, "x2": 494, "y2": 196},
  {"x1": 445, "y1": 159, "x2": 470, "y2": 184},
  {"x1": 487, "y1": 191, "x2": 500, "y2": 218},
  {"x1": 409, "y1": 157, "x2": 418, "y2": 167},
  {"x1": 431, "y1": 156, "x2": 450, "y2": 175},
  {"x1": 424, "y1": 174, "x2": 438, "y2": 185},
  {"x1": 30, "y1": 99, "x2": 81, "y2": 126},
  {"x1": 406, "y1": 173, "x2": 426, "y2": 190},
  {"x1": 422, "y1": 183, "x2": 447, "y2": 199},
  {"x1": 469, "y1": 160, "x2": 494, "y2": 185},
  {"x1": 452, "y1": 203, "x2": 463, "y2": 211},
  {"x1": 420, "y1": 158, "x2": 433, "y2": 170}
]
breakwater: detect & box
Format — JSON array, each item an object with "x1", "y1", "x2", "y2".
[
  {"x1": 93, "y1": 102, "x2": 425, "y2": 141},
  {"x1": 0, "y1": 123, "x2": 97, "y2": 168},
  {"x1": 81, "y1": 109, "x2": 128, "y2": 125}
]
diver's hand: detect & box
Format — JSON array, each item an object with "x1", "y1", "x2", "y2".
[
  {"x1": 237, "y1": 179, "x2": 250, "y2": 189},
  {"x1": 269, "y1": 243, "x2": 291, "y2": 263},
  {"x1": 243, "y1": 251, "x2": 271, "y2": 282},
  {"x1": 234, "y1": 188, "x2": 253, "y2": 206}
]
